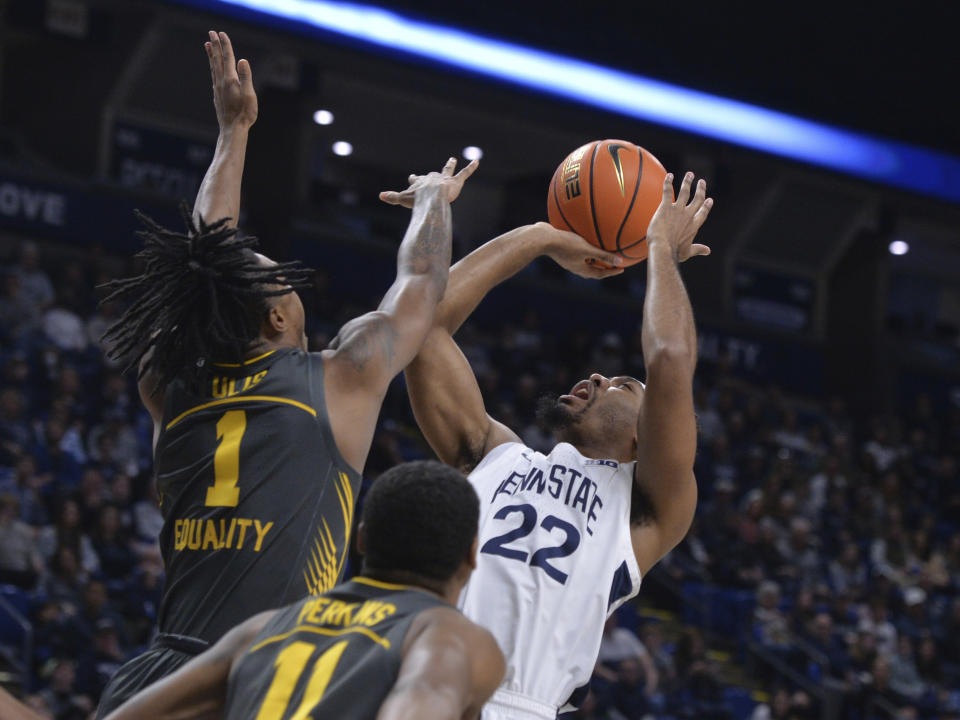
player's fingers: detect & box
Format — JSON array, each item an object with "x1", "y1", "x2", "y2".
[
  {"x1": 205, "y1": 41, "x2": 216, "y2": 80},
  {"x1": 408, "y1": 174, "x2": 419, "y2": 185},
  {"x1": 237, "y1": 58, "x2": 253, "y2": 89},
  {"x1": 441, "y1": 156, "x2": 457, "y2": 177},
  {"x1": 688, "y1": 178, "x2": 707, "y2": 212},
  {"x1": 689, "y1": 243, "x2": 711, "y2": 257},
  {"x1": 676, "y1": 171, "x2": 694, "y2": 205},
  {"x1": 592, "y1": 250, "x2": 624, "y2": 267},
  {"x1": 455, "y1": 158, "x2": 479, "y2": 182},
  {"x1": 379, "y1": 191, "x2": 401, "y2": 205},
  {"x1": 661, "y1": 173, "x2": 674, "y2": 203},
  {"x1": 693, "y1": 197, "x2": 714, "y2": 227},
  {"x1": 208, "y1": 31, "x2": 222, "y2": 79},
  {"x1": 220, "y1": 32, "x2": 238, "y2": 81}
]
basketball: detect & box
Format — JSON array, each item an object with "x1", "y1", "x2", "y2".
[{"x1": 547, "y1": 139, "x2": 670, "y2": 267}]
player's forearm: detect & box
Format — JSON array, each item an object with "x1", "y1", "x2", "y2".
[
  {"x1": 436, "y1": 225, "x2": 548, "y2": 334},
  {"x1": 377, "y1": 685, "x2": 460, "y2": 720},
  {"x1": 641, "y1": 242, "x2": 697, "y2": 371},
  {"x1": 393, "y1": 186, "x2": 453, "y2": 304},
  {"x1": 192, "y1": 125, "x2": 250, "y2": 229},
  {"x1": 0, "y1": 688, "x2": 46, "y2": 720}
]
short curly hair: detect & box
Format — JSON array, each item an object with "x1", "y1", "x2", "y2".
[{"x1": 362, "y1": 460, "x2": 479, "y2": 581}]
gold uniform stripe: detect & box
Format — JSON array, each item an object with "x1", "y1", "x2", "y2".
[
  {"x1": 165, "y1": 395, "x2": 317, "y2": 430},
  {"x1": 211, "y1": 350, "x2": 277, "y2": 368},
  {"x1": 352, "y1": 577, "x2": 413, "y2": 592},
  {"x1": 249, "y1": 624, "x2": 391, "y2": 653}
]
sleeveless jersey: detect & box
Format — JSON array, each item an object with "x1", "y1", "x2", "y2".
[
  {"x1": 154, "y1": 348, "x2": 361, "y2": 644},
  {"x1": 225, "y1": 578, "x2": 450, "y2": 720},
  {"x1": 460, "y1": 442, "x2": 642, "y2": 711}
]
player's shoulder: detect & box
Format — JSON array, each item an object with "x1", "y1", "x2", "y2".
[
  {"x1": 472, "y1": 441, "x2": 532, "y2": 475},
  {"x1": 409, "y1": 606, "x2": 502, "y2": 661}
]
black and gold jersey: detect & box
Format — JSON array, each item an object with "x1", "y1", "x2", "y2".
[
  {"x1": 225, "y1": 578, "x2": 449, "y2": 720},
  {"x1": 154, "y1": 348, "x2": 361, "y2": 644}
]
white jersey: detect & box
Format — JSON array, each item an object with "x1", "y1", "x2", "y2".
[{"x1": 460, "y1": 441, "x2": 642, "y2": 717}]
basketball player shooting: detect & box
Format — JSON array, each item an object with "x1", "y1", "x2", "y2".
[
  {"x1": 403, "y1": 171, "x2": 712, "y2": 719},
  {"x1": 94, "y1": 31, "x2": 477, "y2": 717}
]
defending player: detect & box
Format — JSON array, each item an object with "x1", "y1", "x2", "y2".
[
  {"x1": 94, "y1": 32, "x2": 476, "y2": 716},
  {"x1": 404, "y1": 172, "x2": 712, "y2": 719},
  {"x1": 2, "y1": 463, "x2": 504, "y2": 720}
]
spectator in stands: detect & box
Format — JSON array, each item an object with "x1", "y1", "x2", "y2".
[
  {"x1": 63, "y1": 579, "x2": 126, "y2": 656},
  {"x1": 90, "y1": 504, "x2": 137, "y2": 581},
  {"x1": 0, "y1": 387, "x2": 31, "y2": 463},
  {"x1": 640, "y1": 624, "x2": 676, "y2": 689},
  {"x1": 913, "y1": 635, "x2": 943, "y2": 690},
  {"x1": 42, "y1": 545, "x2": 86, "y2": 614},
  {"x1": 37, "y1": 658, "x2": 93, "y2": 720},
  {"x1": 887, "y1": 635, "x2": 927, "y2": 703},
  {"x1": 897, "y1": 587, "x2": 930, "y2": 640},
  {"x1": 864, "y1": 419, "x2": 901, "y2": 473},
  {"x1": 11, "y1": 241, "x2": 54, "y2": 310},
  {"x1": 0, "y1": 271, "x2": 39, "y2": 344},
  {"x1": 0, "y1": 455, "x2": 50, "y2": 526},
  {"x1": 0, "y1": 493, "x2": 42, "y2": 588},
  {"x1": 803, "y1": 612, "x2": 849, "y2": 681},
  {"x1": 594, "y1": 614, "x2": 659, "y2": 714},
  {"x1": 76, "y1": 618, "x2": 129, "y2": 701},
  {"x1": 36, "y1": 498, "x2": 99, "y2": 574},
  {"x1": 777, "y1": 517, "x2": 821, "y2": 589},
  {"x1": 754, "y1": 580, "x2": 791, "y2": 648},
  {"x1": 860, "y1": 600, "x2": 899, "y2": 656},
  {"x1": 673, "y1": 628, "x2": 730, "y2": 719},
  {"x1": 829, "y1": 542, "x2": 867, "y2": 595}
]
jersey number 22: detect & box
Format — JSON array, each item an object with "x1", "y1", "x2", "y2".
[{"x1": 480, "y1": 503, "x2": 581, "y2": 584}]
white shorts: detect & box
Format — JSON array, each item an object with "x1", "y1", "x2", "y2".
[{"x1": 481, "y1": 688, "x2": 557, "y2": 720}]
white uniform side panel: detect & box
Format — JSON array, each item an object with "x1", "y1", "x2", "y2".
[{"x1": 460, "y1": 442, "x2": 642, "y2": 710}]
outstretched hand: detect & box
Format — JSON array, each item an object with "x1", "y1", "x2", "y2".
[
  {"x1": 379, "y1": 157, "x2": 479, "y2": 208},
  {"x1": 532, "y1": 223, "x2": 625, "y2": 278},
  {"x1": 205, "y1": 31, "x2": 257, "y2": 130},
  {"x1": 646, "y1": 171, "x2": 713, "y2": 262}
]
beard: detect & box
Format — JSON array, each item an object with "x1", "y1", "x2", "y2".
[
  {"x1": 535, "y1": 392, "x2": 595, "y2": 443},
  {"x1": 535, "y1": 393, "x2": 573, "y2": 431}
]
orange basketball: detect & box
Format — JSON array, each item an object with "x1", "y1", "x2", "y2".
[{"x1": 547, "y1": 139, "x2": 670, "y2": 267}]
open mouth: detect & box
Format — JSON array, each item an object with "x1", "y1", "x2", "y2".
[{"x1": 560, "y1": 379, "x2": 591, "y2": 403}]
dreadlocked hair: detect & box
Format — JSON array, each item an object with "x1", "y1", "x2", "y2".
[{"x1": 100, "y1": 204, "x2": 313, "y2": 395}]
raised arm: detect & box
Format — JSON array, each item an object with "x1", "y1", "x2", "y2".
[
  {"x1": 194, "y1": 31, "x2": 257, "y2": 229},
  {"x1": 137, "y1": 30, "x2": 256, "y2": 427},
  {"x1": 632, "y1": 172, "x2": 713, "y2": 574},
  {"x1": 377, "y1": 608, "x2": 504, "y2": 720},
  {"x1": 322, "y1": 159, "x2": 476, "y2": 473},
  {"x1": 437, "y1": 223, "x2": 623, "y2": 334},
  {"x1": 103, "y1": 611, "x2": 274, "y2": 720},
  {"x1": 405, "y1": 224, "x2": 623, "y2": 471}
]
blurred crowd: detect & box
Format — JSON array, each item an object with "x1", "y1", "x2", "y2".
[{"x1": 2, "y1": 237, "x2": 960, "y2": 720}]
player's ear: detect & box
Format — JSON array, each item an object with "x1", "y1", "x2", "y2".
[
  {"x1": 467, "y1": 536, "x2": 478, "y2": 571},
  {"x1": 266, "y1": 303, "x2": 287, "y2": 335},
  {"x1": 356, "y1": 522, "x2": 367, "y2": 555}
]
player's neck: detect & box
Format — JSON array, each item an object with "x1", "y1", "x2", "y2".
[
  {"x1": 570, "y1": 439, "x2": 634, "y2": 464},
  {"x1": 245, "y1": 335, "x2": 298, "y2": 359},
  {"x1": 361, "y1": 570, "x2": 458, "y2": 604}
]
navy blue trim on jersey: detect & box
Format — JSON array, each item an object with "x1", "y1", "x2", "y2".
[{"x1": 608, "y1": 560, "x2": 633, "y2": 608}]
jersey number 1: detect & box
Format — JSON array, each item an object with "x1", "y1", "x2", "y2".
[
  {"x1": 254, "y1": 640, "x2": 348, "y2": 720},
  {"x1": 205, "y1": 410, "x2": 246, "y2": 507}
]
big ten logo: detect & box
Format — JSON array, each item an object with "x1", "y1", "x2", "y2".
[
  {"x1": 563, "y1": 146, "x2": 588, "y2": 200},
  {"x1": 211, "y1": 370, "x2": 267, "y2": 399}
]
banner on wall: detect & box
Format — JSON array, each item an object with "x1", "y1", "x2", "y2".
[
  {"x1": 0, "y1": 172, "x2": 178, "y2": 251},
  {"x1": 110, "y1": 120, "x2": 214, "y2": 199}
]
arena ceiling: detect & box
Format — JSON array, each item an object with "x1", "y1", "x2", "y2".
[{"x1": 1, "y1": 0, "x2": 958, "y2": 340}]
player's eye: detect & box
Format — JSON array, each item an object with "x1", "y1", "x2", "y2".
[{"x1": 619, "y1": 381, "x2": 634, "y2": 392}]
